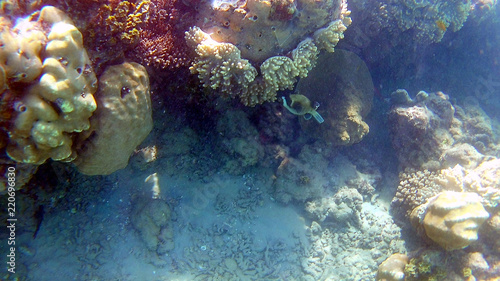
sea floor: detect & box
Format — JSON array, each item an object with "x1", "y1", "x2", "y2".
[{"x1": 4, "y1": 154, "x2": 408, "y2": 281}]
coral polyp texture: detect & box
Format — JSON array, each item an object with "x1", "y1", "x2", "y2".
[
  {"x1": 421, "y1": 191, "x2": 490, "y2": 251},
  {"x1": 1, "y1": 6, "x2": 97, "y2": 164},
  {"x1": 392, "y1": 158, "x2": 500, "y2": 252},
  {"x1": 185, "y1": 0, "x2": 351, "y2": 106},
  {"x1": 74, "y1": 62, "x2": 153, "y2": 175},
  {"x1": 129, "y1": 0, "x2": 195, "y2": 70},
  {"x1": 393, "y1": 159, "x2": 500, "y2": 218}
]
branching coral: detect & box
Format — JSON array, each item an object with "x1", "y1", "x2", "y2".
[
  {"x1": 185, "y1": 0, "x2": 350, "y2": 106},
  {"x1": 87, "y1": 0, "x2": 148, "y2": 45},
  {"x1": 186, "y1": 26, "x2": 258, "y2": 101}
]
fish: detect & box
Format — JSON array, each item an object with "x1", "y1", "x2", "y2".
[
  {"x1": 436, "y1": 20, "x2": 447, "y2": 32},
  {"x1": 33, "y1": 205, "x2": 45, "y2": 239}
]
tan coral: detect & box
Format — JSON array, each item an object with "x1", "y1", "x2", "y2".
[
  {"x1": 314, "y1": 17, "x2": 352, "y2": 52},
  {"x1": 422, "y1": 191, "x2": 490, "y2": 251},
  {"x1": 261, "y1": 56, "x2": 298, "y2": 91},
  {"x1": 4, "y1": 6, "x2": 98, "y2": 164},
  {"x1": 186, "y1": 0, "x2": 349, "y2": 106},
  {"x1": 185, "y1": 26, "x2": 258, "y2": 101},
  {"x1": 74, "y1": 62, "x2": 152, "y2": 175},
  {"x1": 292, "y1": 38, "x2": 319, "y2": 78},
  {"x1": 376, "y1": 253, "x2": 408, "y2": 281}
]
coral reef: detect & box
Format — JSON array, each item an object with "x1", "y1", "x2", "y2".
[
  {"x1": 303, "y1": 202, "x2": 407, "y2": 280},
  {"x1": 129, "y1": 0, "x2": 195, "y2": 70},
  {"x1": 1, "y1": 6, "x2": 98, "y2": 165},
  {"x1": 74, "y1": 62, "x2": 152, "y2": 175},
  {"x1": 388, "y1": 90, "x2": 498, "y2": 170},
  {"x1": 305, "y1": 187, "x2": 363, "y2": 225},
  {"x1": 185, "y1": 27, "x2": 258, "y2": 103},
  {"x1": 376, "y1": 253, "x2": 408, "y2": 281},
  {"x1": 393, "y1": 159, "x2": 500, "y2": 219},
  {"x1": 346, "y1": 0, "x2": 492, "y2": 49},
  {"x1": 273, "y1": 144, "x2": 330, "y2": 203},
  {"x1": 403, "y1": 250, "x2": 448, "y2": 281},
  {"x1": 185, "y1": 0, "x2": 351, "y2": 106},
  {"x1": 295, "y1": 49, "x2": 374, "y2": 145},
  {"x1": 419, "y1": 191, "x2": 490, "y2": 251}
]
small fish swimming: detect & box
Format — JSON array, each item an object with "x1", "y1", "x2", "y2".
[{"x1": 281, "y1": 94, "x2": 324, "y2": 124}]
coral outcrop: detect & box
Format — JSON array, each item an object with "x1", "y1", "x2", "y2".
[
  {"x1": 388, "y1": 90, "x2": 498, "y2": 170},
  {"x1": 303, "y1": 202, "x2": 406, "y2": 280},
  {"x1": 185, "y1": 0, "x2": 351, "y2": 106},
  {"x1": 129, "y1": 0, "x2": 196, "y2": 70},
  {"x1": 376, "y1": 253, "x2": 408, "y2": 281},
  {"x1": 1, "y1": 6, "x2": 97, "y2": 165},
  {"x1": 74, "y1": 62, "x2": 153, "y2": 175},
  {"x1": 393, "y1": 159, "x2": 500, "y2": 218},
  {"x1": 419, "y1": 191, "x2": 490, "y2": 251},
  {"x1": 131, "y1": 196, "x2": 173, "y2": 252},
  {"x1": 295, "y1": 49, "x2": 374, "y2": 145},
  {"x1": 350, "y1": 0, "x2": 476, "y2": 45},
  {"x1": 392, "y1": 158, "x2": 499, "y2": 253}
]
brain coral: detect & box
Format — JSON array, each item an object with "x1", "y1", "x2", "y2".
[
  {"x1": 1, "y1": 6, "x2": 98, "y2": 164},
  {"x1": 421, "y1": 191, "x2": 490, "y2": 251},
  {"x1": 393, "y1": 158, "x2": 500, "y2": 251},
  {"x1": 74, "y1": 62, "x2": 152, "y2": 175},
  {"x1": 185, "y1": 0, "x2": 351, "y2": 106}
]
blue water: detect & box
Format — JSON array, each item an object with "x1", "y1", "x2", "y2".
[{"x1": 1, "y1": 1, "x2": 499, "y2": 281}]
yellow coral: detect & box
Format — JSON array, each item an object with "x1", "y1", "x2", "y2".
[
  {"x1": 376, "y1": 253, "x2": 408, "y2": 281},
  {"x1": 103, "y1": 0, "x2": 148, "y2": 45},
  {"x1": 313, "y1": 17, "x2": 351, "y2": 52},
  {"x1": 4, "y1": 6, "x2": 98, "y2": 164},
  {"x1": 423, "y1": 191, "x2": 490, "y2": 251}
]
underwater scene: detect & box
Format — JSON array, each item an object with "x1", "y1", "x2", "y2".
[{"x1": 0, "y1": 0, "x2": 499, "y2": 280}]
